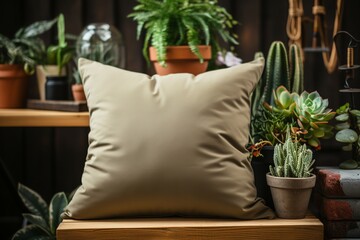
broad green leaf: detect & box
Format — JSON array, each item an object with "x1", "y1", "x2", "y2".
[
  {"x1": 11, "y1": 225, "x2": 51, "y2": 240},
  {"x1": 335, "y1": 113, "x2": 349, "y2": 122},
  {"x1": 339, "y1": 159, "x2": 359, "y2": 169},
  {"x1": 313, "y1": 128, "x2": 325, "y2": 138},
  {"x1": 342, "y1": 144, "x2": 352, "y2": 151},
  {"x1": 335, "y1": 129, "x2": 358, "y2": 143},
  {"x1": 15, "y1": 18, "x2": 57, "y2": 39},
  {"x1": 23, "y1": 214, "x2": 51, "y2": 236},
  {"x1": 335, "y1": 122, "x2": 350, "y2": 130},
  {"x1": 18, "y1": 184, "x2": 49, "y2": 223},
  {"x1": 49, "y1": 192, "x2": 68, "y2": 234},
  {"x1": 350, "y1": 109, "x2": 360, "y2": 117}
]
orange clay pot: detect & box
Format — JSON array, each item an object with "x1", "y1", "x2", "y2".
[
  {"x1": 72, "y1": 84, "x2": 86, "y2": 101},
  {"x1": 0, "y1": 64, "x2": 28, "y2": 108},
  {"x1": 149, "y1": 45, "x2": 211, "y2": 76}
]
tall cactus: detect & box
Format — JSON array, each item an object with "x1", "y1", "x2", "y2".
[
  {"x1": 289, "y1": 43, "x2": 304, "y2": 93},
  {"x1": 250, "y1": 41, "x2": 304, "y2": 140},
  {"x1": 262, "y1": 41, "x2": 290, "y2": 106}
]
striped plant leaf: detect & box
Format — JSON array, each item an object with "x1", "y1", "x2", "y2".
[
  {"x1": 49, "y1": 192, "x2": 68, "y2": 234},
  {"x1": 18, "y1": 184, "x2": 49, "y2": 223},
  {"x1": 11, "y1": 224, "x2": 52, "y2": 240}
]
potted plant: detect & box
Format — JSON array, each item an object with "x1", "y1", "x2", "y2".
[
  {"x1": 248, "y1": 85, "x2": 335, "y2": 207},
  {"x1": 0, "y1": 19, "x2": 55, "y2": 108},
  {"x1": 12, "y1": 184, "x2": 70, "y2": 239},
  {"x1": 266, "y1": 127, "x2": 316, "y2": 219},
  {"x1": 128, "y1": 0, "x2": 238, "y2": 75},
  {"x1": 334, "y1": 103, "x2": 360, "y2": 169},
  {"x1": 35, "y1": 13, "x2": 75, "y2": 101}
]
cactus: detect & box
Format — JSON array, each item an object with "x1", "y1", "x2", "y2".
[
  {"x1": 269, "y1": 127, "x2": 315, "y2": 178},
  {"x1": 250, "y1": 41, "x2": 304, "y2": 139},
  {"x1": 262, "y1": 41, "x2": 290, "y2": 107},
  {"x1": 289, "y1": 44, "x2": 304, "y2": 93}
]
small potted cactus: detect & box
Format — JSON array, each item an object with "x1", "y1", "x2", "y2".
[{"x1": 266, "y1": 126, "x2": 316, "y2": 219}]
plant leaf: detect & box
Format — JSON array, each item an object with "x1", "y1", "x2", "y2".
[
  {"x1": 18, "y1": 184, "x2": 49, "y2": 223},
  {"x1": 335, "y1": 113, "x2": 349, "y2": 122},
  {"x1": 49, "y1": 192, "x2": 68, "y2": 234},
  {"x1": 335, "y1": 129, "x2": 359, "y2": 143},
  {"x1": 335, "y1": 122, "x2": 350, "y2": 130},
  {"x1": 11, "y1": 224, "x2": 52, "y2": 240},
  {"x1": 23, "y1": 213, "x2": 51, "y2": 236},
  {"x1": 350, "y1": 109, "x2": 360, "y2": 117}
]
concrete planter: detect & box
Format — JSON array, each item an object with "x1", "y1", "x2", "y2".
[{"x1": 266, "y1": 173, "x2": 316, "y2": 219}]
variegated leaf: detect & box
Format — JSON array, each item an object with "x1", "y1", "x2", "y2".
[
  {"x1": 18, "y1": 184, "x2": 49, "y2": 223},
  {"x1": 49, "y1": 192, "x2": 68, "y2": 234}
]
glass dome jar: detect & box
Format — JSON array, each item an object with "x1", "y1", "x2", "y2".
[{"x1": 76, "y1": 23, "x2": 125, "y2": 68}]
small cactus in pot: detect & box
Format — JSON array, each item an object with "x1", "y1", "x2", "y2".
[{"x1": 266, "y1": 126, "x2": 316, "y2": 219}]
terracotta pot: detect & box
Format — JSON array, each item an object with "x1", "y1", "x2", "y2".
[
  {"x1": 0, "y1": 64, "x2": 28, "y2": 108},
  {"x1": 266, "y1": 173, "x2": 316, "y2": 219},
  {"x1": 72, "y1": 84, "x2": 86, "y2": 101},
  {"x1": 36, "y1": 65, "x2": 66, "y2": 100},
  {"x1": 149, "y1": 45, "x2": 211, "y2": 75}
]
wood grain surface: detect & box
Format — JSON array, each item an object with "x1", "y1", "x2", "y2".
[{"x1": 57, "y1": 216, "x2": 323, "y2": 240}]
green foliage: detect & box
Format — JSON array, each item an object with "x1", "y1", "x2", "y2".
[
  {"x1": 0, "y1": 18, "x2": 57, "y2": 74},
  {"x1": 41, "y1": 14, "x2": 75, "y2": 75},
  {"x1": 269, "y1": 127, "x2": 315, "y2": 178},
  {"x1": 0, "y1": 14, "x2": 73, "y2": 75},
  {"x1": 250, "y1": 42, "x2": 304, "y2": 144},
  {"x1": 129, "y1": 0, "x2": 238, "y2": 66},
  {"x1": 293, "y1": 90, "x2": 335, "y2": 147},
  {"x1": 250, "y1": 86, "x2": 335, "y2": 155},
  {"x1": 334, "y1": 103, "x2": 360, "y2": 169},
  {"x1": 12, "y1": 184, "x2": 69, "y2": 240}
]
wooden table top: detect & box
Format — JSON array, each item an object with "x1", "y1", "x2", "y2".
[
  {"x1": 57, "y1": 215, "x2": 323, "y2": 240},
  {"x1": 0, "y1": 109, "x2": 89, "y2": 127}
]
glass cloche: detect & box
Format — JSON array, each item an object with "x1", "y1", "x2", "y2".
[{"x1": 76, "y1": 23, "x2": 125, "y2": 68}]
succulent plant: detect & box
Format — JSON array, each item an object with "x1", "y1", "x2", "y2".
[
  {"x1": 250, "y1": 41, "x2": 303, "y2": 139},
  {"x1": 252, "y1": 104, "x2": 292, "y2": 146},
  {"x1": 334, "y1": 103, "x2": 360, "y2": 169},
  {"x1": 269, "y1": 126, "x2": 315, "y2": 178},
  {"x1": 249, "y1": 86, "x2": 334, "y2": 156},
  {"x1": 264, "y1": 85, "x2": 297, "y2": 117},
  {"x1": 293, "y1": 90, "x2": 335, "y2": 148}
]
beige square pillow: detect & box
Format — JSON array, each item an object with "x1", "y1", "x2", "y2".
[{"x1": 64, "y1": 58, "x2": 275, "y2": 219}]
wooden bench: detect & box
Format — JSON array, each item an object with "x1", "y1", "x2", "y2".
[{"x1": 57, "y1": 215, "x2": 323, "y2": 240}]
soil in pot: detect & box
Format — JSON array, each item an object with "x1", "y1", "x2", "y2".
[
  {"x1": 149, "y1": 45, "x2": 211, "y2": 75},
  {"x1": 0, "y1": 64, "x2": 28, "y2": 108},
  {"x1": 266, "y1": 173, "x2": 316, "y2": 219}
]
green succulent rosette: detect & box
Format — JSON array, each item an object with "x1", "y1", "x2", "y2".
[{"x1": 293, "y1": 90, "x2": 335, "y2": 148}]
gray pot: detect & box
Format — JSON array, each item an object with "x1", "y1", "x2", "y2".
[{"x1": 266, "y1": 173, "x2": 316, "y2": 219}]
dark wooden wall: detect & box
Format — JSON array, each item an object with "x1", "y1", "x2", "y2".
[{"x1": 0, "y1": 0, "x2": 360, "y2": 239}]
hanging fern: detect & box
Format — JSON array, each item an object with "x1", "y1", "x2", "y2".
[{"x1": 129, "y1": 0, "x2": 238, "y2": 66}]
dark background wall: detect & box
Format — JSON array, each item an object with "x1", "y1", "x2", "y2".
[{"x1": 0, "y1": 0, "x2": 360, "y2": 239}]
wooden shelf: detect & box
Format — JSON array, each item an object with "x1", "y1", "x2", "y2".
[
  {"x1": 57, "y1": 215, "x2": 323, "y2": 240},
  {"x1": 0, "y1": 109, "x2": 89, "y2": 127}
]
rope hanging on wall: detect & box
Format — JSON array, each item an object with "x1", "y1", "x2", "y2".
[{"x1": 286, "y1": 0, "x2": 344, "y2": 73}]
